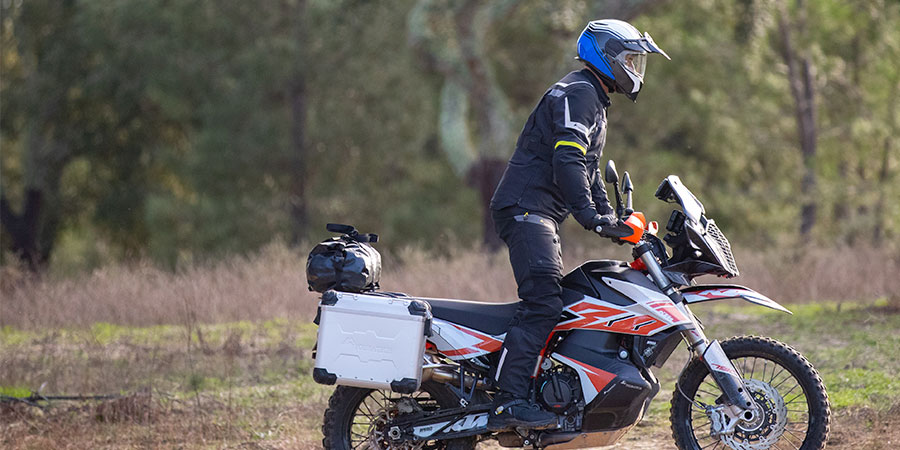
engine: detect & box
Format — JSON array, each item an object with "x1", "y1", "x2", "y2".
[{"x1": 537, "y1": 365, "x2": 583, "y2": 431}]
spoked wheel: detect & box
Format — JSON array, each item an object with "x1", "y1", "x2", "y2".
[
  {"x1": 671, "y1": 336, "x2": 830, "y2": 450},
  {"x1": 322, "y1": 382, "x2": 476, "y2": 450}
]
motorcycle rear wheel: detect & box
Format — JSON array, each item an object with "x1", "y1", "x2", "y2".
[
  {"x1": 322, "y1": 381, "x2": 477, "y2": 450},
  {"x1": 670, "y1": 336, "x2": 830, "y2": 450}
]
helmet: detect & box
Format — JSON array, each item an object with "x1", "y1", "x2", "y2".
[{"x1": 576, "y1": 19, "x2": 670, "y2": 101}]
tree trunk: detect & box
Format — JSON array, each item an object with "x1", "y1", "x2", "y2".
[
  {"x1": 466, "y1": 158, "x2": 507, "y2": 249},
  {"x1": 872, "y1": 76, "x2": 897, "y2": 243},
  {"x1": 872, "y1": 138, "x2": 891, "y2": 242},
  {"x1": 454, "y1": 0, "x2": 516, "y2": 250},
  {"x1": 288, "y1": 0, "x2": 309, "y2": 245},
  {"x1": 776, "y1": 0, "x2": 818, "y2": 237},
  {"x1": 408, "y1": 0, "x2": 517, "y2": 250},
  {"x1": 0, "y1": 190, "x2": 45, "y2": 271}
]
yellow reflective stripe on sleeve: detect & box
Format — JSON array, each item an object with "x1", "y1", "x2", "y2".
[{"x1": 554, "y1": 140, "x2": 587, "y2": 155}]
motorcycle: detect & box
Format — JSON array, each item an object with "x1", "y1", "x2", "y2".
[{"x1": 312, "y1": 161, "x2": 830, "y2": 450}]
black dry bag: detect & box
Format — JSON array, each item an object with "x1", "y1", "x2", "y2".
[{"x1": 306, "y1": 224, "x2": 382, "y2": 293}]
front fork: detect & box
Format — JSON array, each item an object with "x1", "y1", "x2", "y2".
[{"x1": 636, "y1": 244, "x2": 758, "y2": 425}]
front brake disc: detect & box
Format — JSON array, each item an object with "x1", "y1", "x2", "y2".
[{"x1": 719, "y1": 378, "x2": 788, "y2": 450}]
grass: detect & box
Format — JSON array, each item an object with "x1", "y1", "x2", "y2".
[
  {"x1": 1, "y1": 244, "x2": 899, "y2": 448},
  {"x1": 1, "y1": 318, "x2": 331, "y2": 449},
  {"x1": 2, "y1": 300, "x2": 898, "y2": 449}
]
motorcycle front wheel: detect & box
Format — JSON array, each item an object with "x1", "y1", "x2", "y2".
[
  {"x1": 670, "y1": 336, "x2": 830, "y2": 450},
  {"x1": 321, "y1": 381, "x2": 477, "y2": 450}
]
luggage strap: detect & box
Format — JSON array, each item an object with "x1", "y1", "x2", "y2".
[{"x1": 326, "y1": 223, "x2": 378, "y2": 243}]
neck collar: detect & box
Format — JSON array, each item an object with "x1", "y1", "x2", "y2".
[{"x1": 580, "y1": 68, "x2": 611, "y2": 107}]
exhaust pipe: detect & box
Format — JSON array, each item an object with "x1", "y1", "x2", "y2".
[{"x1": 422, "y1": 364, "x2": 489, "y2": 390}]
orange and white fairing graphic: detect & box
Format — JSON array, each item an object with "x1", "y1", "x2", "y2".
[
  {"x1": 681, "y1": 286, "x2": 792, "y2": 314},
  {"x1": 553, "y1": 277, "x2": 692, "y2": 336},
  {"x1": 428, "y1": 319, "x2": 504, "y2": 360},
  {"x1": 552, "y1": 354, "x2": 617, "y2": 403}
]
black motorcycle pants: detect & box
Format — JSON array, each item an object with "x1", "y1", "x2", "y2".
[{"x1": 491, "y1": 207, "x2": 564, "y2": 398}]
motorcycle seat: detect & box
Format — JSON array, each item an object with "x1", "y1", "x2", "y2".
[{"x1": 421, "y1": 297, "x2": 520, "y2": 336}]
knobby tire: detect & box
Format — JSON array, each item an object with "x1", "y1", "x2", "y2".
[{"x1": 670, "y1": 336, "x2": 830, "y2": 450}]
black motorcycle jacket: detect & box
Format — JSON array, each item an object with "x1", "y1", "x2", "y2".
[{"x1": 490, "y1": 69, "x2": 614, "y2": 229}]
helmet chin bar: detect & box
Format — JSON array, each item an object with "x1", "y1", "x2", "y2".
[
  {"x1": 624, "y1": 89, "x2": 640, "y2": 102},
  {"x1": 611, "y1": 62, "x2": 643, "y2": 102}
]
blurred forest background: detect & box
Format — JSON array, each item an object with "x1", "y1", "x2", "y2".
[{"x1": 2, "y1": 0, "x2": 899, "y2": 274}]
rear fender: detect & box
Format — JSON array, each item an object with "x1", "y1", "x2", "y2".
[{"x1": 679, "y1": 285, "x2": 792, "y2": 314}]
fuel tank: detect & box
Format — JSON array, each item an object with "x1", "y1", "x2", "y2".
[{"x1": 560, "y1": 259, "x2": 661, "y2": 307}]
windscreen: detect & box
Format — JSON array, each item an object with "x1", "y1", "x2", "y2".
[{"x1": 654, "y1": 176, "x2": 705, "y2": 223}]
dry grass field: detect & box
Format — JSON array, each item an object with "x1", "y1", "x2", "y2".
[{"x1": 2, "y1": 244, "x2": 899, "y2": 449}]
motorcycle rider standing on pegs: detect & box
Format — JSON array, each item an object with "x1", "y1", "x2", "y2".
[{"x1": 487, "y1": 19, "x2": 670, "y2": 431}]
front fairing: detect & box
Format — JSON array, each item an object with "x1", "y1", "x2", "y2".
[
  {"x1": 680, "y1": 284, "x2": 792, "y2": 314},
  {"x1": 655, "y1": 176, "x2": 739, "y2": 280}
]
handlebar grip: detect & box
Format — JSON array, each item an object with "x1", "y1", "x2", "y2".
[
  {"x1": 595, "y1": 222, "x2": 636, "y2": 239},
  {"x1": 595, "y1": 225, "x2": 620, "y2": 238}
]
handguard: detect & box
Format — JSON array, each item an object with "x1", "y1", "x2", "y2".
[{"x1": 595, "y1": 212, "x2": 647, "y2": 244}]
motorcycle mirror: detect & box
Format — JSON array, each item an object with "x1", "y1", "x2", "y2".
[
  {"x1": 623, "y1": 172, "x2": 634, "y2": 215},
  {"x1": 605, "y1": 161, "x2": 624, "y2": 218},
  {"x1": 604, "y1": 160, "x2": 619, "y2": 184}
]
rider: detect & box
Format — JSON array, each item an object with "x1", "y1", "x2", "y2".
[{"x1": 487, "y1": 19, "x2": 670, "y2": 431}]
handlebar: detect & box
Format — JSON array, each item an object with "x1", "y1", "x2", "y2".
[
  {"x1": 594, "y1": 222, "x2": 637, "y2": 239},
  {"x1": 595, "y1": 211, "x2": 653, "y2": 244}
]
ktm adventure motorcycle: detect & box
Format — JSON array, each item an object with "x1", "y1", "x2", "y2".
[{"x1": 313, "y1": 161, "x2": 830, "y2": 450}]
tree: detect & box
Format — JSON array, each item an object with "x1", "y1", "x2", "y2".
[
  {"x1": 1, "y1": 0, "x2": 173, "y2": 269},
  {"x1": 775, "y1": 0, "x2": 818, "y2": 236},
  {"x1": 408, "y1": 0, "x2": 519, "y2": 249}
]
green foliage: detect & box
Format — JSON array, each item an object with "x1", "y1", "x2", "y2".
[
  {"x1": 826, "y1": 369, "x2": 900, "y2": 410},
  {"x1": 0, "y1": 385, "x2": 32, "y2": 398},
  {"x1": 1, "y1": 0, "x2": 897, "y2": 271}
]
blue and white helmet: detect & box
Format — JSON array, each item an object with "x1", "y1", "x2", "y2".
[{"x1": 576, "y1": 19, "x2": 670, "y2": 101}]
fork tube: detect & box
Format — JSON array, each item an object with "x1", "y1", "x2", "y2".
[
  {"x1": 636, "y1": 242, "x2": 756, "y2": 413},
  {"x1": 637, "y1": 243, "x2": 676, "y2": 296},
  {"x1": 636, "y1": 243, "x2": 709, "y2": 355},
  {"x1": 637, "y1": 242, "x2": 724, "y2": 357}
]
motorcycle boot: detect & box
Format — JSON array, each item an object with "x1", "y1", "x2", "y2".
[{"x1": 487, "y1": 392, "x2": 558, "y2": 431}]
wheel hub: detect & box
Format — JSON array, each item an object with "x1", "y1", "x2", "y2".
[
  {"x1": 364, "y1": 400, "x2": 426, "y2": 450},
  {"x1": 720, "y1": 379, "x2": 788, "y2": 450}
]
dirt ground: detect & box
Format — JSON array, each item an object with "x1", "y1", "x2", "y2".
[
  {"x1": 3, "y1": 397, "x2": 899, "y2": 449},
  {"x1": 608, "y1": 405, "x2": 900, "y2": 450}
]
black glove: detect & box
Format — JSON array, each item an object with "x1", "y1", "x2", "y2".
[
  {"x1": 597, "y1": 214, "x2": 618, "y2": 227},
  {"x1": 592, "y1": 214, "x2": 620, "y2": 236}
]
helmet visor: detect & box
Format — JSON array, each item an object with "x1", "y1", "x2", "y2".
[{"x1": 617, "y1": 51, "x2": 646, "y2": 79}]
